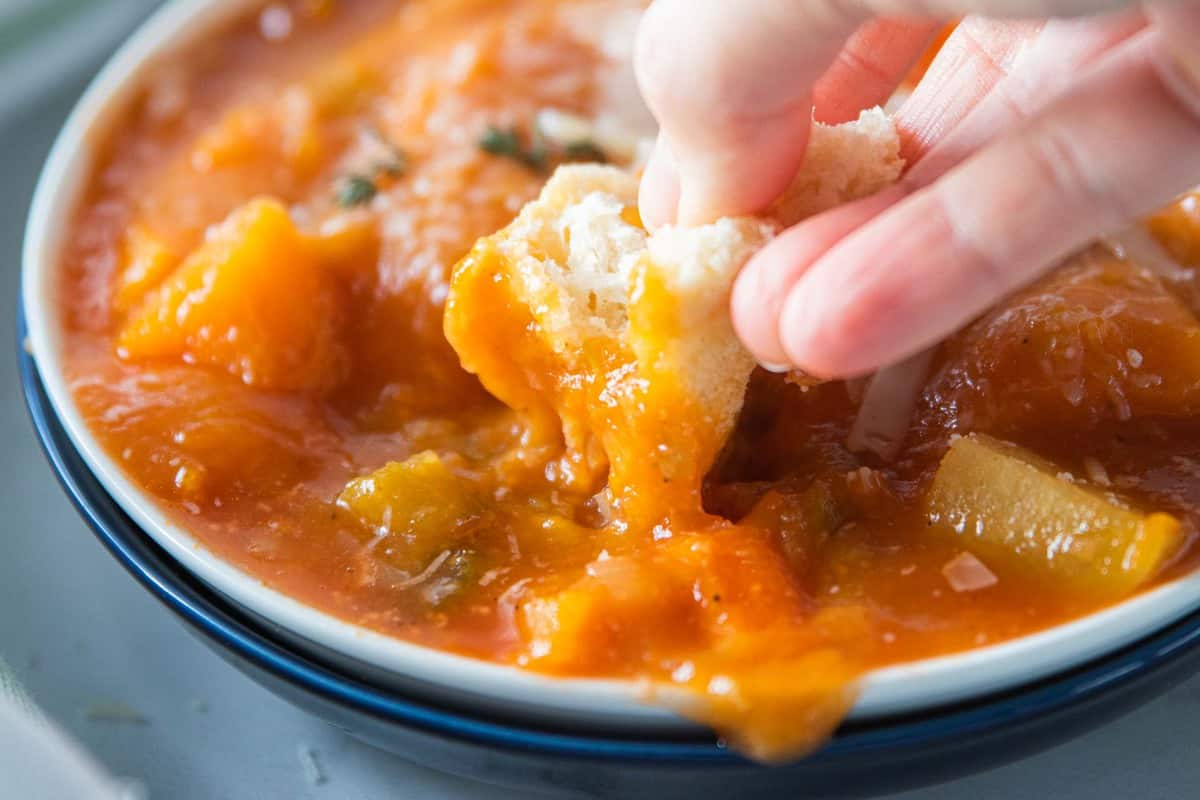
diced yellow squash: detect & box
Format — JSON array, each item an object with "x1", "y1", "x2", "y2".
[
  {"x1": 515, "y1": 512, "x2": 589, "y2": 553},
  {"x1": 337, "y1": 451, "x2": 483, "y2": 568},
  {"x1": 927, "y1": 434, "x2": 1182, "y2": 597},
  {"x1": 113, "y1": 225, "x2": 179, "y2": 313},
  {"x1": 117, "y1": 198, "x2": 346, "y2": 391}
]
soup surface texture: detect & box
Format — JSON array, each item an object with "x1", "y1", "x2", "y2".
[{"x1": 56, "y1": 0, "x2": 1200, "y2": 759}]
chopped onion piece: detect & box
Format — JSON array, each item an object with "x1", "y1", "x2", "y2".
[
  {"x1": 535, "y1": 108, "x2": 594, "y2": 146},
  {"x1": 847, "y1": 348, "x2": 935, "y2": 461},
  {"x1": 1082, "y1": 456, "x2": 1112, "y2": 487},
  {"x1": 389, "y1": 549, "x2": 451, "y2": 590},
  {"x1": 942, "y1": 552, "x2": 998, "y2": 592}
]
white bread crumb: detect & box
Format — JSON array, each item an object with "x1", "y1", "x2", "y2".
[{"x1": 491, "y1": 164, "x2": 644, "y2": 351}]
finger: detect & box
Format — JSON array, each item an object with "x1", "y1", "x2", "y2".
[
  {"x1": 812, "y1": 18, "x2": 943, "y2": 125},
  {"x1": 731, "y1": 186, "x2": 906, "y2": 367},
  {"x1": 652, "y1": 16, "x2": 937, "y2": 231},
  {"x1": 635, "y1": 0, "x2": 864, "y2": 225},
  {"x1": 902, "y1": 8, "x2": 1145, "y2": 180},
  {"x1": 866, "y1": 0, "x2": 1129, "y2": 17},
  {"x1": 731, "y1": 16, "x2": 1046, "y2": 367},
  {"x1": 1146, "y1": 1, "x2": 1200, "y2": 93},
  {"x1": 895, "y1": 17, "x2": 1044, "y2": 163},
  {"x1": 775, "y1": 26, "x2": 1200, "y2": 378},
  {"x1": 732, "y1": 11, "x2": 1148, "y2": 368},
  {"x1": 638, "y1": 137, "x2": 681, "y2": 230},
  {"x1": 636, "y1": 0, "x2": 1138, "y2": 228}
]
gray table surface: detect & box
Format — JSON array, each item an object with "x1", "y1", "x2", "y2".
[{"x1": 3, "y1": 50, "x2": 1198, "y2": 800}]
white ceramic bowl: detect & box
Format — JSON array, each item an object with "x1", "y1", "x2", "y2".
[{"x1": 23, "y1": 0, "x2": 1200, "y2": 734}]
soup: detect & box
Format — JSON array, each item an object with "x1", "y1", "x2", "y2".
[{"x1": 55, "y1": 0, "x2": 1200, "y2": 759}]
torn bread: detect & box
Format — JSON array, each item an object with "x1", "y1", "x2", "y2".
[
  {"x1": 445, "y1": 108, "x2": 903, "y2": 523},
  {"x1": 769, "y1": 107, "x2": 904, "y2": 226}
]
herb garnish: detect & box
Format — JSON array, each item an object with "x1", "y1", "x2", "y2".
[
  {"x1": 364, "y1": 125, "x2": 408, "y2": 177},
  {"x1": 333, "y1": 126, "x2": 408, "y2": 208},
  {"x1": 563, "y1": 139, "x2": 608, "y2": 164},
  {"x1": 335, "y1": 174, "x2": 378, "y2": 208},
  {"x1": 478, "y1": 124, "x2": 547, "y2": 171}
]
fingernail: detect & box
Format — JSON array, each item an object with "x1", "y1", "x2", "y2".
[
  {"x1": 759, "y1": 361, "x2": 793, "y2": 373},
  {"x1": 638, "y1": 138, "x2": 680, "y2": 229},
  {"x1": 731, "y1": 251, "x2": 795, "y2": 368},
  {"x1": 772, "y1": 278, "x2": 820, "y2": 369}
]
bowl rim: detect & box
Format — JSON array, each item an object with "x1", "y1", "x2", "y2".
[
  {"x1": 21, "y1": 0, "x2": 1200, "y2": 733},
  {"x1": 20, "y1": 329, "x2": 1200, "y2": 764}
]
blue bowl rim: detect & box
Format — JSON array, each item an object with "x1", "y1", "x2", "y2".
[{"x1": 18, "y1": 306, "x2": 1200, "y2": 766}]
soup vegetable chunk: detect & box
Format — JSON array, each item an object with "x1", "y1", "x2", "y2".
[{"x1": 58, "y1": 0, "x2": 1200, "y2": 760}]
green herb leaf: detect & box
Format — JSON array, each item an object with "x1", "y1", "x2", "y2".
[
  {"x1": 563, "y1": 140, "x2": 607, "y2": 164},
  {"x1": 479, "y1": 125, "x2": 522, "y2": 157},
  {"x1": 364, "y1": 125, "x2": 408, "y2": 177},
  {"x1": 479, "y1": 124, "x2": 546, "y2": 172},
  {"x1": 335, "y1": 174, "x2": 378, "y2": 208}
]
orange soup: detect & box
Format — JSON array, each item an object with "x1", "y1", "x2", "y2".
[{"x1": 56, "y1": 0, "x2": 1200, "y2": 759}]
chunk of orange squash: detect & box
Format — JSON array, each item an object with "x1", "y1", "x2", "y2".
[
  {"x1": 112, "y1": 224, "x2": 179, "y2": 314},
  {"x1": 520, "y1": 555, "x2": 702, "y2": 672},
  {"x1": 305, "y1": 211, "x2": 380, "y2": 278},
  {"x1": 1148, "y1": 190, "x2": 1200, "y2": 266},
  {"x1": 117, "y1": 198, "x2": 346, "y2": 391},
  {"x1": 191, "y1": 91, "x2": 323, "y2": 178}
]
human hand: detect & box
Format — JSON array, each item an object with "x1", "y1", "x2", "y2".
[{"x1": 634, "y1": 0, "x2": 1200, "y2": 377}]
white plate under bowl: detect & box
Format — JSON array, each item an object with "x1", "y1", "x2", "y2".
[{"x1": 23, "y1": 0, "x2": 1200, "y2": 734}]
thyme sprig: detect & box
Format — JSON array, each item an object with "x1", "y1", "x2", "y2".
[
  {"x1": 333, "y1": 125, "x2": 409, "y2": 208},
  {"x1": 334, "y1": 174, "x2": 378, "y2": 208},
  {"x1": 479, "y1": 124, "x2": 548, "y2": 171}
]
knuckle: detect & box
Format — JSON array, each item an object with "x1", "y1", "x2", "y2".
[
  {"x1": 935, "y1": 189, "x2": 1014, "y2": 296},
  {"x1": 955, "y1": 18, "x2": 1028, "y2": 80},
  {"x1": 1025, "y1": 118, "x2": 1128, "y2": 225},
  {"x1": 832, "y1": 44, "x2": 894, "y2": 87}
]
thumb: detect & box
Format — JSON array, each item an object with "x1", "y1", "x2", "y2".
[{"x1": 635, "y1": 0, "x2": 862, "y2": 227}]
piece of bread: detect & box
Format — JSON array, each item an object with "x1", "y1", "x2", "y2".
[
  {"x1": 769, "y1": 107, "x2": 903, "y2": 226},
  {"x1": 445, "y1": 108, "x2": 903, "y2": 522}
]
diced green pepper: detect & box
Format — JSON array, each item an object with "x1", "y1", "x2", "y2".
[{"x1": 338, "y1": 451, "x2": 483, "y2": 569}]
